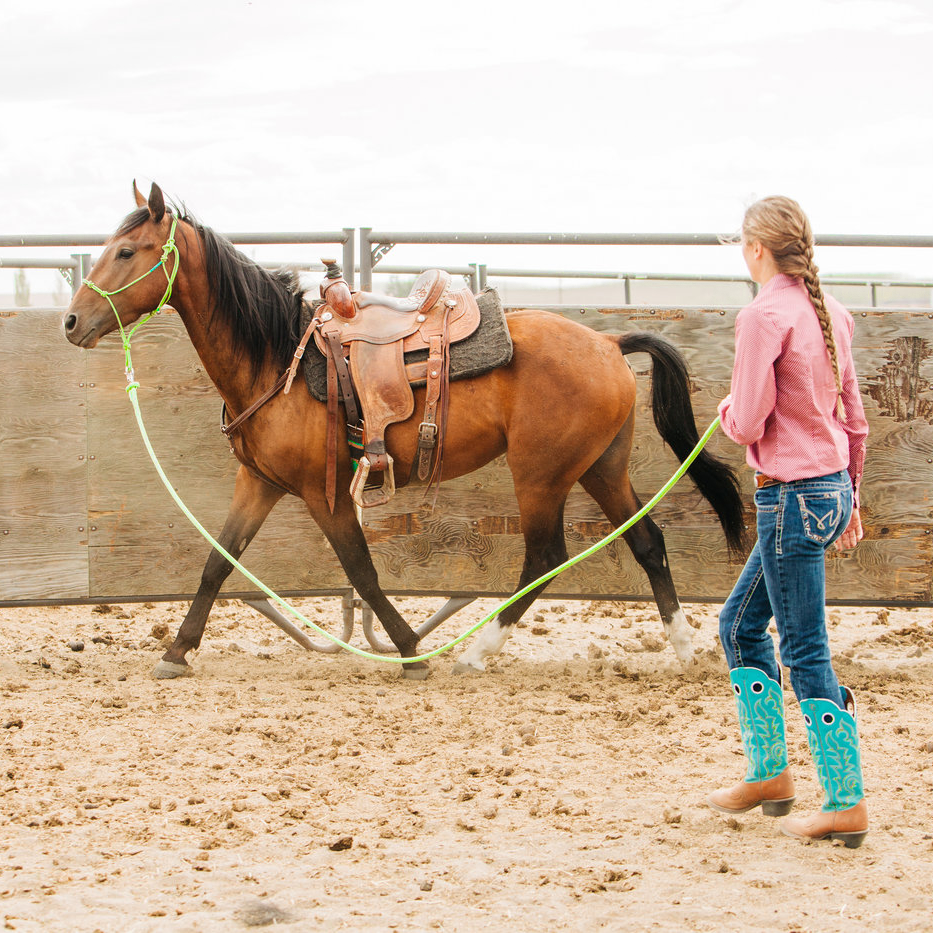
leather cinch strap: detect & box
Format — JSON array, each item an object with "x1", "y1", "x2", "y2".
[
  {"x1": 417, "y1": 334, "x2": 444, "y2": 481},
  {"x1": 416, "y1": 304, "x2": 453, "y2": 502},
  {"x1": 324, "y1": 330, "x2": 360, "y2": 513}
]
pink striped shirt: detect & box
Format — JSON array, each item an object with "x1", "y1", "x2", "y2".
[{"x1": 717, "y1": 273, "x2": 868, "y2": 506}]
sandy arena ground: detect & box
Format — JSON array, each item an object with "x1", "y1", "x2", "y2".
[{"x1": 1, "y1": 596, "x2": 932, "y2": 932}]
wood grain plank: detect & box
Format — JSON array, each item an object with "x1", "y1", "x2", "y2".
[
  {"x1": 0, "y1": 552, "x2": 88, "y2": 602},
  {"x1": 0, "y1": 310, "x2": 88, "y2": 600},
  {"x1": 3, "y1": 305, "x2": 930, "y2": 605}
]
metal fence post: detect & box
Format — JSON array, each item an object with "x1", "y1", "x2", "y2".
[
  {"x1": 70, "y1": 253, "x2": 91, "y2": 296},
  {"x1": 477, "y1": 263, "x2": 487, "y2": 291},
  {"x1": 359, "y1": 227, "x2": 372, "y2": 291},
  {"x1": 342, "y1": 227, "x2": 355, "y2": 290},
  {"x1": 468, "y1": 263, "x2": 479, "y2": 293}
]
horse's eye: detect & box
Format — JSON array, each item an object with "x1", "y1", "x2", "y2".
[{"x1": 118, "y1": 247, "x2": 135, "y2": 260}]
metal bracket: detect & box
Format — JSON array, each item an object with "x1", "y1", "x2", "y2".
[
  {"x1": 370, "y1": 242, "x2": 394, "y2": 267},
  {"x1": 246, "y1": 594, "x2": 477, "y2": 656},
  {"x1": 244, "y1": 598, "x2": 352, "y2": 654}
]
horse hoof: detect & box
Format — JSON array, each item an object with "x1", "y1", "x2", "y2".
[
  {"x1": 452, "y1": 660, "x2": 484, "y2": 675},
  {"x1": 402, "y1": 663, "x2": 430, "y2": 681},
  {"x1": 153, "y1": 660, "x2": 194, "y2": 680}
]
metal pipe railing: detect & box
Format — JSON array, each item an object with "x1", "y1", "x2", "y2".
[
  {"x1": 0, "y1": 230, "x2": 353, "y2": 297},
  {"x1": 363, "y1": 231, "x2": 933, "y2": 248},
  {"x1": 0, "y1": 231, "x2": 352, "y2": 248},
  {"x1": 0, "y1": 257, "x2": 79, "y2": 269},
  {"x1": 3, "y1": 228, "x2": 930, "y2": 307}
]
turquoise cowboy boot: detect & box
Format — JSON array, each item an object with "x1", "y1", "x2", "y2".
[
  {"x1": 708, "y1": 667, "x2": 796, "y2": 816},
  {"x1": 782, "y1": 687, "x2": 868, "y2": 848}
]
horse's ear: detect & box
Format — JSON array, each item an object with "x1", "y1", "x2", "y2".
[
  {"x1": 133, "y1": 179, "x2": 147, "y2": 208},
  {"x1": 147, "y1": 183, "x2": 166, "y2": 224}
]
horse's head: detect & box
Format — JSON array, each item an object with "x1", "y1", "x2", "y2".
[{"x1": 64, "y1": 181, "x2": 178, "y2": 348}]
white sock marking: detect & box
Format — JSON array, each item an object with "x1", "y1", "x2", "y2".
[
  {"x1": 664, "y1": 607, "x2": 694, "y2": 662},
  {"x1": 455, "y1": 619, "x2": 511, "y2": 672}
]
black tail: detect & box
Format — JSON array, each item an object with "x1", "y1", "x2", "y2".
[{"x1": 618, "y1": 332, "x2": 746, "y2": 555}]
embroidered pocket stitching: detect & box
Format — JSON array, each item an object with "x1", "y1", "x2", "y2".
[{"x1": 797, "y1": 493, "x2": 841, "y2": 544}]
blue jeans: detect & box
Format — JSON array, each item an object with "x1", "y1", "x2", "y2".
[{"x1": 719, "y1": 471, "x2": 852, "y2": 707}]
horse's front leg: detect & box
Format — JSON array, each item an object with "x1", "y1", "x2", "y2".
[
  {"x1": 154, "y1": 466, "x2": 284, "y2": 679},
  {"x1": 313, "y1": 496, "x2": 427, "y2": 679}
]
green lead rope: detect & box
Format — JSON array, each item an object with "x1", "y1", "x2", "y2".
[{"x1": 126, "y1": 378, "x2": 721, "y2": 665}]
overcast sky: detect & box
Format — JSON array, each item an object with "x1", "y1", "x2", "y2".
[{"x1": 2, "y1": 0, "x2": 932, "y2": 288}]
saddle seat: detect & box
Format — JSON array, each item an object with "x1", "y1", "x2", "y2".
[
  {"x1": 355, "y1": 269, "x2": 450, "y2": 316},
  {"x1": 305, "y1": 267, "x2": 481, "y2": 510},
  {"x1": 313, "y1": 269, "x2": 477, "y2": 350}
]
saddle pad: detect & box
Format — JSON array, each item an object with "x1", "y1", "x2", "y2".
[{"x1": 300, "y1": 287, "x2": 513, "y2": 403}]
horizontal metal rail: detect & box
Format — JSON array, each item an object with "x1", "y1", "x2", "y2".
[
  {"x1": 0, "y1": 257, "x2": 79, "y2": 269},
  {"x1": 357, "y1": 228, "x2": 933, "y2": 291},
  {"x1": 363, "y1": 231, "x2": 933, "y2": 248},
  {"x1": 1, "y1": 230, "x2": 355, "y2": 295},
  {"x1": 3, "y1": 229, "x2": 930, "y2": 306},
  {"x1": 6, "y1": 230, "x2": 931, "y2": 249},
  {"x1": 6, "y1": 256, "x2": 929, "y2": 290},
  {"x1": 0, "y1": 230, "x2": 352, "y2": 248},
  {"x1": 363, "y1": 263, "x2": 933, "y2": 288}
]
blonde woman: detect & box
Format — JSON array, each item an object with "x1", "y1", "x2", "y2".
[{"x1": 708, "y1": 197, "x2": 870, "y2": 848}]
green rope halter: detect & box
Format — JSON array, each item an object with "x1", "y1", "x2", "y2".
[{"x1": 83, "y1": 216, "x2": 179, "y2": 390}]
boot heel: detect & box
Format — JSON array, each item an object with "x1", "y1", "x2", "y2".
[
  {"x1": 761, "y1": 797, "x2": 796, "y2": 817},
  {"x1": 830, "y1": 830, "x2": 867, "y2": 849}
]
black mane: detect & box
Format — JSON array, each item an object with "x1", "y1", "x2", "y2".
[
  {"x1": 116, "y1": 204, "x2": 306, "y2": 376},
  {"x1": 195, "y1": 217, "x2": 305, "y2": 376}
]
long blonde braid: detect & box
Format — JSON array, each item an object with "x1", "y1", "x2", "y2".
[{"x1": 743, "y1": 196, "x2": 847, "y2": 420}]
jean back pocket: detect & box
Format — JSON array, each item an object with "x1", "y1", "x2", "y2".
[{"x1": 796, "y1": 490, "x2": 843, "y2": 545}]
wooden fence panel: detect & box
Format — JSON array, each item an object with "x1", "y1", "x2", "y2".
[
  {"x1": 81, "y1": 312, "x2": 349, "y2": 599},
  {"x1": 0, "y1": 310, "x2": 88, "y2": 601},
  {"x1": 1, "y1": 304, "x2": 930, "y2": 606}
]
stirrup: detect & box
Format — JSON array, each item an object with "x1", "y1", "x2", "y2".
[{"x1": 350, "y1": 454, "x2": 396, "y2": 508}]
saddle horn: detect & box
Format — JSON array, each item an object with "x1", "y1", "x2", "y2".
[{"x1": 320, "y1": 259, "x2": 355, "y2": 320}]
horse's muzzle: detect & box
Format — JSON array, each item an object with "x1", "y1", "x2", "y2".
[{"x1": 63, "y1": 311, "x2": 99, "y2": 348}]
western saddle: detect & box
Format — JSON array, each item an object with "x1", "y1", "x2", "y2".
[{"x1": 289, "y1": 261, "x2": 481, "y2": 511}]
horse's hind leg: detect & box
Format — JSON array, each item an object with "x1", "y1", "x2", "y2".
[
  {"x1": 455, "y1": 495, "x2": 570, "y2": 673},
  {"x1": 578, "y1": 422, "x2": 694, "y2": 661},
  {"x1": 154, "y1": 466, "x2": 284, "y2": 679},
  {"x1": 311, "y1": 498, "x2": 427, "y2": 678}
]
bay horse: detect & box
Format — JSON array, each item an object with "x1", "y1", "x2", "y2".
[{"x1": 64, "y1": 182, "x2": 744, "y2": 679}]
